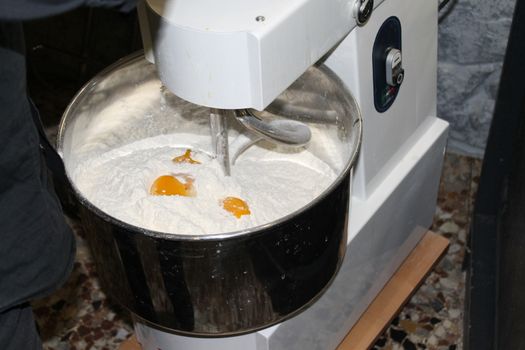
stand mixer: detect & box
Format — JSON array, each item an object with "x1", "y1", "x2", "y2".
[{"x1": 71, "y1": 0, "x2": 449, "y2": 348}]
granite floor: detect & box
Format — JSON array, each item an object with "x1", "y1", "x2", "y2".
[{"x1": 32, "y1": 152, "x2": 482, "y2": 350}]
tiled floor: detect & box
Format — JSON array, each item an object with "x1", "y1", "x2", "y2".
[{"x1": 32, "y1": 152, "x2": 482, "y2": 350}]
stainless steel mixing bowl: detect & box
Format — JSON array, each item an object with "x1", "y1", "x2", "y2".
[{"x1": 57, "y1": 52, "x2": 361, "y2": 336}]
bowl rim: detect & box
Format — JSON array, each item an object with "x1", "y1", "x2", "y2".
[{"x1": 57, "y1": 52, "x2": 363, "y2": 242}]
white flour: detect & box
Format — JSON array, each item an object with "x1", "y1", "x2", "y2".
[{"x1": 73, "y1": 132, "x2": 338, "y2": 235}]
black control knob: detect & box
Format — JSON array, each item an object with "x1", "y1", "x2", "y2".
[{"x1": 395, "y1": 68, "x2": 405, "y2": 86}]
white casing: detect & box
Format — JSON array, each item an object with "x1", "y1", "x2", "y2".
[
  {"x1": 139, "y1": 0, "x2": 386, "y2": 110},
  {"x1": 134, "y1": 0, "x2": 449, "y2": 348}
]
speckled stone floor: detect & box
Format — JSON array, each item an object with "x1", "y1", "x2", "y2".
[{"x1": 32, "y1": 152, "x2": 482, "y2": 350}]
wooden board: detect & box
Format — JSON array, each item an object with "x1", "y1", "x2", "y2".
[
  {"x1": 120, "y1": 231, "x2": 449, "y2": 350},
  {"x1": 337, "y1": 231, "x2": 449, "y2": 350},
  {"x1": 119, "y1": 335, "x2": 141, "y2": 350}
]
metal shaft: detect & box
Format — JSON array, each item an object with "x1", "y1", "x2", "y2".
[{"x1": 210, "y1": 109, "x2": 231, "y2": 176}]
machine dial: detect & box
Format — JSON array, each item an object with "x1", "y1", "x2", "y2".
[{"x1": 354, "y1": 0, "x2": 374, "y2": 26}]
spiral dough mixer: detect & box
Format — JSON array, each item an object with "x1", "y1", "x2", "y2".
[{"x1": 59, "y1": 0, "x2": 449, "y2": 348}]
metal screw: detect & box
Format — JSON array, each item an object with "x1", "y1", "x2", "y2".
[{"x1": 255, "y1": 15, "x2": 266, "y2": 22}]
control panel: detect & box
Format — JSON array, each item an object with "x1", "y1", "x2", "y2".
[{"x1": 373, "y1": 16, "x2": 403, "y2": 112}]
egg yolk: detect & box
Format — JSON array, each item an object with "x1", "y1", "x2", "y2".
[
  {"x1": 150, "y1": 175, "x2": 194, "y2": 196},
  {"x1": 222, "y1": 197, "x2": 251, "y2": 219},
  {"x1": 173, "y1": 149, "x2": 201, "y2": 164}
]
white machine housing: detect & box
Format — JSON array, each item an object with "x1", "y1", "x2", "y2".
[
  {"x1": 139, "y1": 0, "x2": 367, "y2": 110},
  {"x1": 135, "y1": 0, "x2": 449, "y2": 348}
]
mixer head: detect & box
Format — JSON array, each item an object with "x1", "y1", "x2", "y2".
[
  {"x1": 137, "y1": 0, "x2": 361, "y2": 111},
  {"x1": 137, "y1": 0, "x2": 365, "y2": 176}
]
